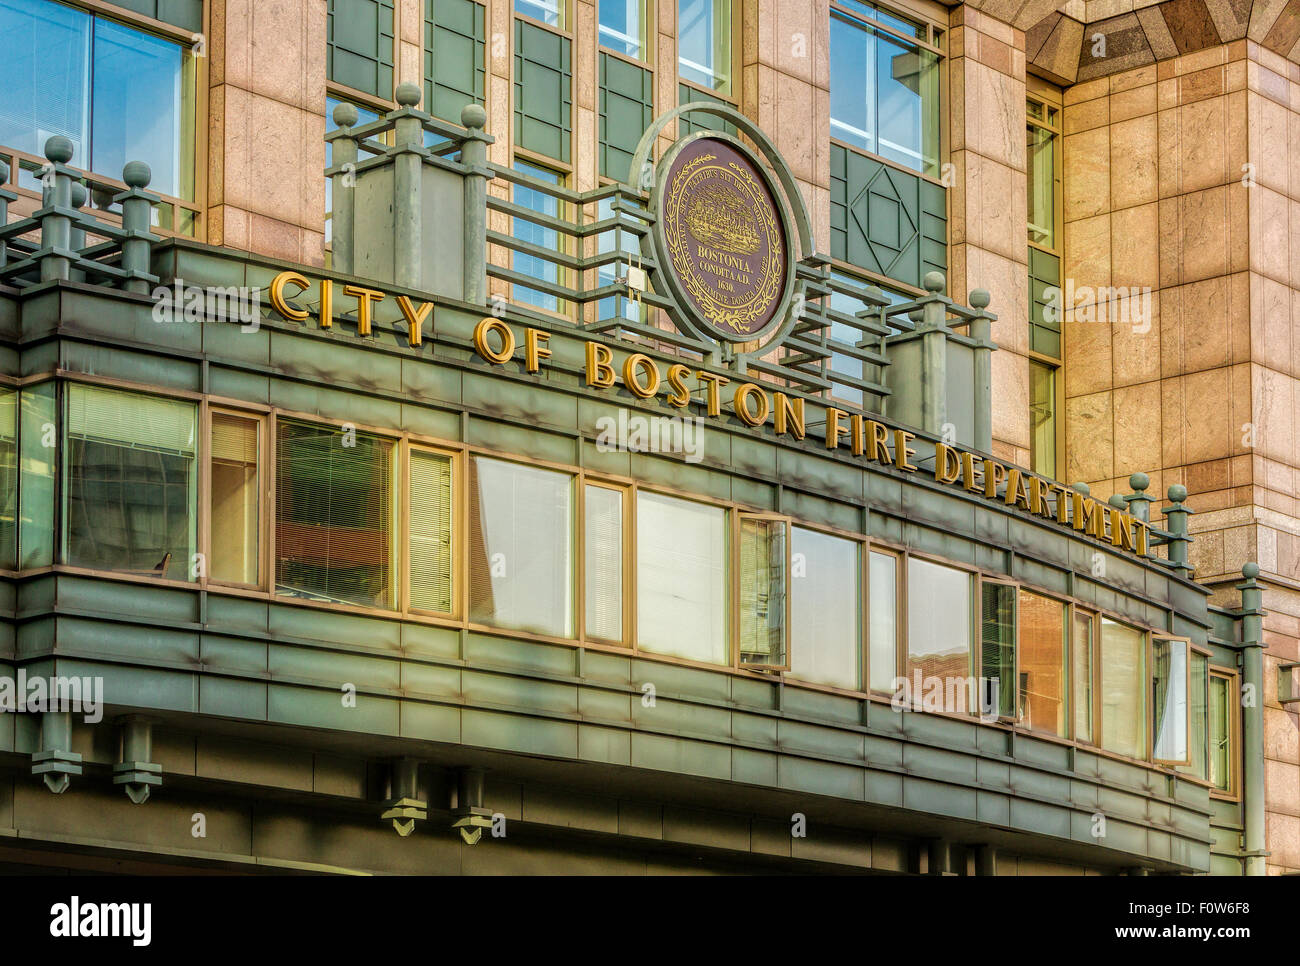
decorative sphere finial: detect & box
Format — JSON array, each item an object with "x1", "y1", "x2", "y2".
[
  {"x1": 1109, "y1": 494, "x2": 1127, "y2": 509},
  {"x1": 1242, "y1": 562, "x2": 1260, "y2": 579},
  {"x1": 69, "y1": 182, "x2": 87, "y2": 208},
  {"x1": 923, "y1": 271, "x2": 945, "y2": 294},
  {"x1": 395, "y1": 83, "x2": 422, "y2": 107},
  {"x1": 332, "y1": 101, "x2": 359, "y2": 128},
  {"x1": 0, "y1": 159, "x2": 9, "y2": 184},
  {"x1": 1129, "y1": 471, "x2": 1150, "y2": 491},
  {"x1": 460, "y1": 103, "x2": 487, "y2": 131},
  {"x1": 122, "y1": 161, "x2": 151, "y2": 189},
  {"x1": 1072, "y1": 482, "x2": 1090, "y2": 496},
  {"x1": 1167, "y1": 483, "x2": 1187, "y2": 503},
  {"x1": 44, "y1": 135, "x2": 74, "y2": 165},
  {"x1": 969, "y1": 288, "x2": 990, "y2": 309}
]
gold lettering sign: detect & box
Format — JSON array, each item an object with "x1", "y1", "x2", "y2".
[{"x1": 658, "y1": 137, "x2": 788, "y2": 343}]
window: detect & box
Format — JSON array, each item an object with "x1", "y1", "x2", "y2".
[
  {"x1": 1100, "y1": 617, "x2": 1146, "y2": 759},
  {"x1": 738, "y1": 516, "x2": 788, "y2": 669},
  {"x1": 1152, "y1": 637, "x2": 1190, "y2": 764},
  {"x1": 468, "y1": 456, "x2": 573, "y2": 636},
  {"x1": 1029, "y1": 359, "x2": 1057, "y2": 478},
  {"x1": 1027, "y1": 89, "x2": 1062, "y2": 476},
  {"x1": 1018, "y1": 590, "x2": 1066, "y2": 737},
  {"x1": 825, "y1": 271, "x2": 910, "y2": 408},
  {"x1": 790, "y1": 528, "x2": 861, "y2": 690},
  {"x1": 512, "y1": 160, "x2": 564, "y2": 312},
  {"x1": 868, "y1": 550, "x2": 898, "y2": 692},
  {"x1": 595, "y1": 195, "x2": 644, "y2": 323},
  {"x1": 409, "y1": 449, "x2": 454, "y2": 613},
  {"x1": 0, "y1": 387, "x2": 14, "y2": 569},
  {"x1": 517, "y1": 0, "x2": 565, "y2": 28},
  {"x1": 600, "y1": 0, "x2": 647, "y2": 59},
  {"x1": 425, "y1": 0, "x2": 486, "y2": 123},
  {"x1": 829, "y1": 2, "x2": 940, "y2": 177},
  {"x1": 906, "y1": 558, "x2": 972, "y2": 705},
  {"x1": 1208, "y1": 671, "x2": 1234, "y2": 794},
  {"x1": 275, "y1": 419, "x2": 397, "y2": 609},
  {"x1": 584, "y1": 482, "x2": 624, "y2": 642},
  {"x1": 209, "y1": 412, "x2": 260, "y2": 585},
  {"x1": 678, "y1": 0, "x2": 731, "y2": 95},
  {"x1": 636, "y1": 490, "x2": 727, "y2": 664},
  {"x1": 18, "y1": 382, "x2": 56, "y2": 569},
  {"x1": 1181, "y1": 650, "x2": 1209, "y2": 781},
  {"x1": 1072, "y1": 608, "x2": 1095, "y2": 742},
  {"x1": 63, "y1": 384, "x2": 197, "y2": 582},
  {"x1": 980, "y1": 582, "x2": 1015, "y2": 718},
  {"x1": 0, "y1": 0, "x2": 197, "y2": 203}
]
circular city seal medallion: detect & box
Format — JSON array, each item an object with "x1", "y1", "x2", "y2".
[{"x1": 655, "y1": 136, "x2": 790, "y2": 343}]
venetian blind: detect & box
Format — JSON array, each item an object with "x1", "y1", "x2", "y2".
[
  {"x1": 583, "y1": 484, "x2": 622, "y2": 642},
  {"x1": 67, "y1": 384, "x2": 196, "y2": 454},
  {"x1": 409, "y1": 450, "x2": 453, "y2": 613}
]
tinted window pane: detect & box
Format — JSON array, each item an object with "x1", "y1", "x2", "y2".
[
  {"x1": 599, "y1": 0, "x2": 643, "y2": 58},
  {"x1": 210, "y1": 413, "x2": 259, "y2": 585},
  {"x1": 64, "y1": 385, "x2": 197, "y2": 582},
  {"x1": 1018, "y1": 590, "x2": 1066, "y2": 736},
  {"x1": 739, "y1": 517, "x2": 786, "y2": 667},
  {"x1": 791, "y1": 528, "x2": 860, "y2": 690},
  {"x1": 906, "y1": 558, "x2": 972, "y2": 708},
  {"x1": 1072, "y1": 610, "x2": 1094, "y2": 742},
  {"x1": 980, "y1": 582, "x2": 1015, "y2": 717},
  {"x1": 584, "y1": 484, "x2": 623, "y2": 642},
  {"x1": 468, "y1": 457, "x2": 573, "y2": 636},
  {"x1": 512, "y1": 160, "x2": 562, "y2": 311},
  {"x1": 678, "y1": 0, "x2": 730, "y2": 93},
  {"x1": 637, "y1": 491, "x2": 727, "y2": 664},
  {"x1": 1153, "y1": 637, "x2": 1189, "y2": 762},
  {"x1": 1100, "y1": 617, "x2": 1146, "y2": 759},
  {"x1": 0, "y1": 0, "x2": 91, "y2": 165},
  {"x1": 91, "y1": 17, "x2": 187, "y2": 197},
  {"x1": 276, "y1": 420, "x2": 396, "y2": 608},
  {"x1": 0, "y1": 387, "x2": 16, "y2": 569},
  {"x1": 868, "y1": 550, "x2": 896, "y2": 692}
]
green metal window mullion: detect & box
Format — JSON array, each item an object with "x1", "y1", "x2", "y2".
[{"x1": 598, "y1": 52, "x2": 653, "y2": 183}]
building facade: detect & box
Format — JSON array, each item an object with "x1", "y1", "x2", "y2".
[{"x1": 0, "y1": 0, "x2": 1297, "y2": 874}]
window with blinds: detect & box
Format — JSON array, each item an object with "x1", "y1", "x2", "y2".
[
  {"x1": 868, "y1": 550, "x2": 897, "y2": 693},
  {"x1": 636, "y1": 491, "x2": 727, "y2": 665},
  {"x1": 0, "y1": 386, "x2": 15, "y2": 570},
  {"x1": 275, "y1": 419, "x2": 396, "y2": 609},
  {"x1": 1072, "y1": 609, "x2": 1095, "y2": 742},
  {"x1": 210, "y1": 412, "x2": 259, "y2": 585},
  {"x1": 739, "y1": 516, "x2": 787, "y2": 668},
  {"x1": 1180, "y1": 650, "x2": 1209, "y2": 781},
  {"x1": 409, "y1": 449, "x2": 454, "y2": 613},
  {"x1": 789, "y1": 527, "x2": 859, "y2": 689},
  {"x1": 63, "y1": 384, "x2": 198, "y2": 581},
  {"x1": 468, "y1": 456, "x2": 573, "y2": 636},
  {"x1": 584, "y1": 483, "x2": 623, "y2": 643}
]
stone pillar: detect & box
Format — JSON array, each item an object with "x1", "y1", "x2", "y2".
[
  {"x1": 739, "y1": 0, "x2": 831, "y2": 254},
  {"x1": 947, "y1": 5, "x2": 1030, "y2": 467},
  {"x1": 207, "y1": 0, "x2": 327, "y2": 265}
]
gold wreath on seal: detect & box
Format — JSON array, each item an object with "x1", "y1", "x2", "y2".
[{"x1": 663, "y1": 153, "x2": 784, "y2": 336}]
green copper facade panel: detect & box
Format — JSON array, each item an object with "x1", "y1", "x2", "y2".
[
  {"x1": 328, "y1": 0, "x2": 396, "y2": 98},
  {"x1": 424, "y1": 0, "x2": 486, "y2": 123},
  {"x1": 110, "y1": 0, "x2": 203, "y2": 32},
  {"x1": 677, "y1": 84, "x2": 737, "y2": 137},
  {"x1": 830, "y1": 143, "x2": 947, "y2": 290},
  {"x1": 599, "y1": 53, "x2": 654, "y2": 183},
  {"x1": 514, "y1": 20, "x2": 572, "y2": 163},
  {"x1": 1030, "y1": 247, "x2": 1061, "y2": 358}
]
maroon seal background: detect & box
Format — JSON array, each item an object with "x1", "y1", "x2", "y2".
[{"x1": 658, "y1": 137, "x2": 788, "y2": 341}]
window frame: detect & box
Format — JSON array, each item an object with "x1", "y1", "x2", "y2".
[
  {"x1": 33, "y1": 374, "x2": 1239, "y2": 780},
  {"x1": 902, "y1": 549, "x2": 978, "y2": 714},
  {"x1": 1069, "y1": 604, "x2": 1101, "y2": 748},
  {"x1": 733, "y1": 511, "x2": 793, "y2": 672},
  {"x1": 1151, "y1": 634, "x2": 1194, "y2": 768},
  {"x1": 0, "y1": 0, "x2": 208, "y2": 239},
  {"x1": 508, "y1": 155, "x2": 572, "y2": 318},
  {"x1": 579, "y1": 475, "x2": 633, "y2": 647},
  {"x1": 403, "y1": 441, "x2": 463, "y2": 619},
  {"x1": 675, "y1": 0, "x2": 739, "y2": 98},
  {"x1": 203, "y1": 405, "x2": 269, "y2": 591},
  {"x1": 827, "y1": 0, "x2": 946, "y2": 182},
  {"x1": 598, "y1": 0, "x2": 652, "y2": 63},
  {"x1": 1208, "y1": 666, "x2": 1241, "y2": 801}
]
